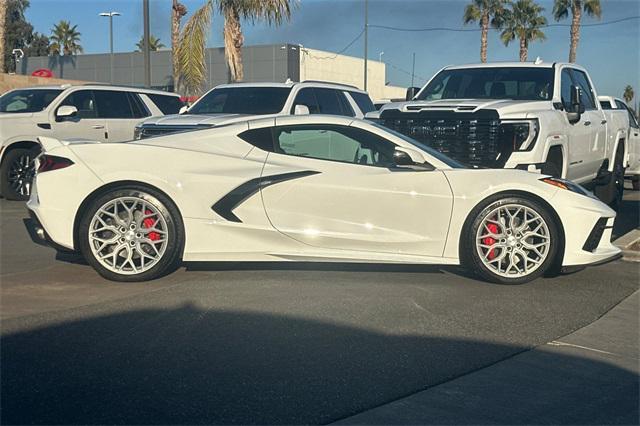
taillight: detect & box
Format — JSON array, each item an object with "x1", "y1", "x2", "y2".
[{"x1": 37, "y1": 155, "x2": 74, "y2": 173}]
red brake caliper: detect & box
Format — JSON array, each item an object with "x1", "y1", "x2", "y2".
[
  {"x1": 142, "y1": 210, "x2": 160, "y2": 241},
  {"x1": 483, "y1": 222, "x2": 500, "y2": 260}
]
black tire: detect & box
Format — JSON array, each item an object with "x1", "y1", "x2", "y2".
[
  {"x1": 78, "y1": 185, "x2": 184, "y2": 282},
  {"x1": 1, "y1": 147, "x2": 38, "y2": 201},
  {"x1": 596, "y1": 146, "x2": 625, "y2": 210},
  {"x1": 633, "y1": 177, "x2": 639, "y2": 191},
  {"x1": 461, "y1": 195, "x2": 560, "y2": 285}
]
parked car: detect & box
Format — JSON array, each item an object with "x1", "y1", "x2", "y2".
[
  {"x1": 26, "y1": 114, "x2": 619, "y2": 284},
  {"x1": 134, "y1": 81, "x2": 377, "y2": 139},
  {"x1": 373, "y1": 61, "x2": 630, "y2": 207},
  {"x1": 598, "y1": 96, "x2": 640, "y2": 190},
  {"x1": 0, "y1": 84, "x2": 183, "y2": 200}
]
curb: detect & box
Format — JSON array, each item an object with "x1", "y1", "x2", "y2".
[{"x1": 614, "y1": 229, "x2": 640, "y2": 262}]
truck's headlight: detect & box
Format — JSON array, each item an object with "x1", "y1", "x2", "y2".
[{"x1": 498, "y1": 119, "x2": 539, "y2": 152}]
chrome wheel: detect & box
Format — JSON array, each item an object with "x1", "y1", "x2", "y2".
[
  {"x1": 88, "y1": 196, "x2": 169, "y2": 275},
  {"x1": 8, "y1": 152, "x2": 35, "y2": 197},
  {"x1": 475, "y1": 204, "x2": 551, "y2": 278}
]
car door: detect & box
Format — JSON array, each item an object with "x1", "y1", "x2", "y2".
[
  {"x1": 94, "y1": 90, "x2": 149, "y2": 142},
  {"x1": 561, "y1": 68, "x2": 602, "y2": 182},
  {"x1": 259, "y1": 116, "x2": 454, "y2": 257},
  {"x1": 50, "y1": 89, "x2": 107, "y2": 142},
  {"x1": 571, "y1": 69, "x2": 607, "y2": 179},
  {"x1": 619, "y1": 101, "x2": 640, "y2": 171}
]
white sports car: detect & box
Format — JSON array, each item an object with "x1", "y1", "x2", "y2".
[{"x1": 26, "y1": 115, "x2": 621, "y2": 284}]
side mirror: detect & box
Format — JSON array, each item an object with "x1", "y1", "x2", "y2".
[
  {"x1": 364, "y1": 111, "x2": 380, "y2": 120},
  {"x1": 392, "y1": 147, "x2": 434, "y2": 170},
  {"x1": 179, "y1": 105, "x2": 189, "y2": 114},
  {"x1": 294, "y1": 104, "x2": 310, "y2": 115},
  {"x1": 567, "y1": 85, "x2": 584, "y2": 124},
  {"x1": 406, "y1": 87, "x2": 420, "y2": 101},
  {"x1": 56, "y1": 105, "x2": 78, "y2": 120}
]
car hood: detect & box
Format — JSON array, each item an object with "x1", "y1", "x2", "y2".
[
  {"x1": 379, "y1": 98, "x2": 553, "y2": 117},
  {"x1": 139, "y1": 113, "x2": 254, "y2": 126}
]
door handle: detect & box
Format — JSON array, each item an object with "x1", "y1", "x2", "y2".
[
  {"x1": 584, "y1": 121, "x2": 591, "y2": 126},
  {"x1": 92, "y1": 124, "x2": 105, "y2": 129},
  {"x1": 601, "y1": 120, "x2": 607, "y2": 125}
]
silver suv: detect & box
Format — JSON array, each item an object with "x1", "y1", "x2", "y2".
[
  {"x1": 135, "y1": 81, "x2": 377, "y2": 139},
  {"x1": 0, "y1": 84, "x2": 183, "y2": 200}
]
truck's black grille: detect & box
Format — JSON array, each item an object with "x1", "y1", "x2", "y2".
[{"x1": 379, "y1": 110, "x2": 503, "y2": 168}]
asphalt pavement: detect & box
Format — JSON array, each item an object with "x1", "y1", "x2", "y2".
[{"x1": 1, "y1": 188, "x2": 639, "y2": 424}]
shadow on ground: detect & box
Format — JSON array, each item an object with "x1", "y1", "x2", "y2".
[{"x1": 2, "y1": 307, "x2": 638, "y2": 425}]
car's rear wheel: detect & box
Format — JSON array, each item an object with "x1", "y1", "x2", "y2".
[
  {"x1": 1, "y1": 147, "x2": 38, "y2": 201},
  {"x1": 78, "y1": 186, "x2": 184, "y2": 282},
  {"x1": 462, "y1": 196, "x2": 560, "y2": 285}
]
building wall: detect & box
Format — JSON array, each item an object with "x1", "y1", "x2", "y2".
[
  {"x1": 21, "y1": 44, "x2": 298, "y2": 92},
  {"x1": 299, "y1": 47, "x2": 406, "y2": 101}
]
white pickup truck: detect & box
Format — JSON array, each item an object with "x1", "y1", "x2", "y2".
[{"x1": 375, "y1": 61, "x2": 630, "y2": 207}]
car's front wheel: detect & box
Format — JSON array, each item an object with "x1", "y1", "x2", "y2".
[
  {"x1": 462, "y1": 196, "x2": 560, "y2": 285},
  {"x1": 78, "y1": 186, "x2": 184, "y2": 282}
]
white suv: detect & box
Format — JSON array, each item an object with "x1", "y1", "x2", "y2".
[
  {"x1": 0, "y1": 84, "x2": 183, "y2": 200},
  {"x1": 134, "y1": 81, "x2": 377, "y2": 139}
]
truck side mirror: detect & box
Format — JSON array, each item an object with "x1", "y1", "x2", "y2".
[
  {"x1": 294, "y1": 104, "x2": 310, "y2": 115},
  {"x1": 55, "y1": 105, "x2": 78, "y2": 121},
  {"x1": 567, "y1": 85, "x2": 584, "y2": 124},
  {"x1": 179, "y1": 105, "x2": 189, "y2": 115},
  {"x1": 406, "y1": 87, "x2": 420, "y2": 101}
]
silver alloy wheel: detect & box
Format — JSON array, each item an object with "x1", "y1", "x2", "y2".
[
  {"x1": 8, "y1": 153, "x2": 35, "y2": 197},
  {"x1": 475, "y1": 204, "x2": 551, "y2": 278},
  {"x1": 88, "y1": 196, "x2": 169, "y2": 275}
]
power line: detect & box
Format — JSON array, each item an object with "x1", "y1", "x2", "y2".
[
  {"x1": 369, "y1": 15, "x2": 640, "y2": 33},
  {"x1": 302, "y1": 29, "x2": 365, "y2": 60}
]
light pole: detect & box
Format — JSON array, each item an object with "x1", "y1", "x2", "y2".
[
  {"x1": 363, "y1": 0, "x2": 368, "y2": 91},
  {"x1": 143, "y1": 0, "x2": 151, "y2": 87},
  {"x1": 99, "y1": 11, "x2": 120, "y2": 84},
  {"x1": 378, "y1": 51, "x2": 384, "y2": 62}
]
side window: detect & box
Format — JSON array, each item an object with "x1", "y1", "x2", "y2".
[
  {"x1": 273, "y1": 125, "x2": 395, "y2": 167},
  {"x1": 560, "y1": 69, "x2": 574, "y2": 112},
  {"x1": 600, "y1": 100, "x2": 612, "y2": 110},
  {"x1": 349, "y1": 91, "x2": 376, "y2": 114},
  {"x1": 59, "y1": 90, "x2": 97, "y2": 119},
  {"x1": 314, "y1": 88, "x2": 344, "y2": 115},
  {"x1": 238, "y1": 127, "x2": 274, "y2": 151},
  {"x1": 571, "y1": 70, "x2": 596, "y2": 110},
  {"x1": 615, "y1": 100, "x2": 626, "y2": 110},
  {"x1": 336, "y1": 91, "x2": 355, "y2": 117},
  {"x1": 291, "y1": 88, "x2": 319, "y2": 114},
  {"x1": 146, "y1": 93, "x2": 183, "y2": 115},
  {"x1": 93, "y1": 90, "x2": 135, "y2": 119},
  {"x1": 128, "y1": 93, "x2": 150, "y2": 118}
]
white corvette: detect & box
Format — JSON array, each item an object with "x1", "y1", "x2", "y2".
[{"x1": 26, "y1": 115, "x2": 620, "y2": 284}]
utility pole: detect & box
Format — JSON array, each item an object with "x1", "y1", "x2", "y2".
[
  {"x1": 411, "y1": 52, "x2": 416, "y2": 88},
  {"x1": 363, "y1": 0, "x2": 368, "y2": 91},
  {"x1": 99, "y1": 11, "x2": 120, "y2": 84},
  {"x1": 143, "y1": 0, "x2": 151, "y2": 87}
]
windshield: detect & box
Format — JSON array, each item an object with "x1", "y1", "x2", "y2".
[
  {"x1": 416, "y1": 67, "x2": 554, "y2": 101},
  {"x1": 370, "y1": 122, "x2": 466, "y2": 169},
  {"x1": 0, "y1": 89, "x2": 63, "y2": 113},
  {"x1": 188, "y1": 87, "x2": 291, "y2": 115}
]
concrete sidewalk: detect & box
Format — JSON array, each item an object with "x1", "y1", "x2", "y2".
[{"x1": 335, "y1": 291, "x2": 640, "y2": 425}]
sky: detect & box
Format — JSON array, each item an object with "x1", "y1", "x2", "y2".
[{"x1": 24, "y1": 0, "x2": 640, "y2": 101}]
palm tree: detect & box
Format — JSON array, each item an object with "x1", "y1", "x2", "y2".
[
  {"x1": 49, "y1": 20, "x2": 82, "y2": 56},
  {"x1": 172, "y1": 0, "x2": 188, "y2": 92},
  {"x1": 0, "y1": 0, "x2": 6, "y2": 73},
  {"x1": 463, "y1": 0, "x2": 509, "y2": 63},
  {"x1": 623, "y1": 85, "x2": 634, "y2": 105},
  {"x1": 136, "y1": 34, "x2": 165, "y2": 51},
  {"x1": 176, "y1": 0, "x2": 294, "y2": 96},
  {"x1": 500, "y1": 0, "x2": 547, "y2": 62},
  {"x1": 553, "y1": 0, "x2": 601, "y2": 63}
]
